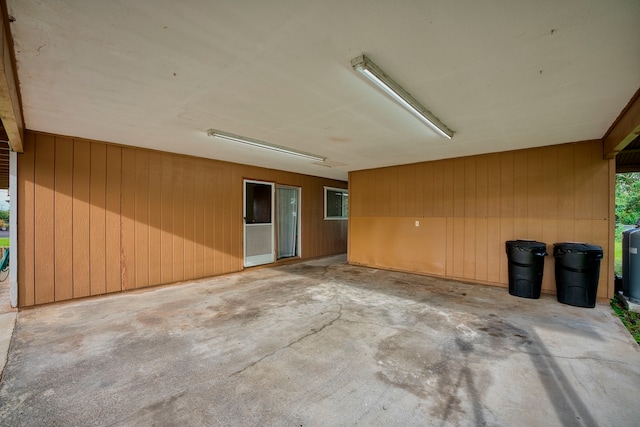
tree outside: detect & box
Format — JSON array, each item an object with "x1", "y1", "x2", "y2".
[
  {"x1": 616, "y1": 172, "x2": 640, "y2": 225},
  {"x1": 615, "y1": 172, "x2": 640, "y2": 274}
]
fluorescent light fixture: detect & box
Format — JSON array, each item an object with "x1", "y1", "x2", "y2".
[
  {"x1": 351, "y1": 54, "x2": 454, "y2": 139},
  {"x1": 206, "y1": 129, "x2": 326, "y2": 162}
]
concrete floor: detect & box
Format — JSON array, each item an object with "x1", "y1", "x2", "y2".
[
  {"x1": 1, "y1": 255, "x2": 639, "y2": 426},
  {"x1": 0, "y1": 272, "x2": 16, "y2": 384}
]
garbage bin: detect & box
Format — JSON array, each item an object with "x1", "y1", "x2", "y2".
[
  {"x1": 505, "y1": 240, "x2": 547, "y2": 299},
  {"x1": 622, "y1": 226, "x2": 640, "y2": 296},
  {"x1": 553, "y1": 243, "x2": 603, "y2": 308},
  {"x1": 629, "y1": 230, "x2": 640, "y2": 304}
]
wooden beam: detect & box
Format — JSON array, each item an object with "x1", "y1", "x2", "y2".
[
  {"x1": 0, "y1": 0, "x2": 23, "y2": 153},
  {"x1": 617, "y1": 165, "x2": 640, "y2": 173},
  {"x1": 603, "y1": 87, "x2": 640, "y2": 159}
]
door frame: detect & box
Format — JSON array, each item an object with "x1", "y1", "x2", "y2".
[
  {"x1": 243, "y1": 179, "x2": 275, "y2": 267},
  {"x1": 276, "y1": 184, "x2": 302, "y2": 260}
]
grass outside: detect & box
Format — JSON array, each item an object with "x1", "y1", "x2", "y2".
[
  {"x1": 611, "y1": 297, "x2": 640, "y2": 345},
  {"x1": 614, "y1": 223, "x2": 627, "y2": 275},
  {"x1": 611, "y1": 223, "x2": 640, "y2": 345},
  {"x1": 0, "y1": 237, "x2": 8, "y2": 247},
  {"x1": 615, "y1": 237, "x2": 622, "y2": 275}
]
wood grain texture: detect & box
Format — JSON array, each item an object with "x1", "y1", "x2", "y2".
[
  {"x1": 349, "y1": 140, "x2": 613, "y2": 297},
  {"x1": 160, "y1": 154, "x2": 174, "y2": 283},
  {"x1": 193, "y1": 159, "x2": 205, "y2": 278},
  {"x1": 134, "y1": 150, "x2": 149, "y2": 288},
  {"x1": 72, "y1": 139, "x2": 91, "y2": 298},
  {"x1": 90, "y1": 143, "x2": 107, "y2": 296},
  {"x1": 34, "y1": 134, "x2": 55, "y2": 304},
  {"x1": 183, "y1": 158, "x2": 195, "y2": 280},
  {"x1": 54, "y1": 138, "x2": 74, "y2": 301},
  {"x1": 18, "y1": 132, "x2": 35, "y2": 306},
  {"x1": 120, "y1": 147, "x2": 136, "y2": 291},
  {"x1": 105, "y1": 145, "x2": 122, "y2": 293},
  {"x1": 148, "y1": 151, "x2": 162, "y2": 287},
  {"x1": 18, "y1": 131, "x2": 347, "y2": 307}
]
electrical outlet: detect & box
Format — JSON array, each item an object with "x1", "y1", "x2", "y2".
[{"x1": 415, "y1": 220, "x2": 420, "y2": 227}]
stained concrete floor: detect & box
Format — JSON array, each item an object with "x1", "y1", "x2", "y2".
[{"x1": 1, "y1": 255, "x2": 639, "y2": 426}]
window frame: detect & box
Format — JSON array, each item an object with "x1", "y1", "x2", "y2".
[{"x1": 323, "y1": 186, "x2": 348, "y2": 220}]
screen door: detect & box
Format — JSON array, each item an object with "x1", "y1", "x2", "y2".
[
  {"x1": 244, "y1": 180, "x2": 275, "y2": 267},
  {"x1": 277, "y1": 186, "x2": 300, "y2": 259}
]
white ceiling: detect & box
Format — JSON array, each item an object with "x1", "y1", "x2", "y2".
[{"x1": 7, "y1": 0, "x2": 640, "y2": 181}]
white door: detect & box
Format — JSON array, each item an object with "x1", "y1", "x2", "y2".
[{"x1": 244, "y1": 180, "x2": 275, "y2": 267}]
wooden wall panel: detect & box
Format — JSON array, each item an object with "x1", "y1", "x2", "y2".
[
  {"x1": 231, "y1": 169, "x2": 242, "y2": 270},
  {"x1": 105, "y1": 145, "x2": 122, "y2": 293},
  {"x1": 419, "y1": 163, "x2": 430, "y2": 217},
  {"x1": 172, "y1": 157, "x2": 185, "y2": 281},
  {"x1": 213, "y1": 166, "x2": 224, "y2": 273},
  {"x1": 475, "y1": 155, "x2": 488, "y2": 218},
  {"x1": 452, "y1": 217, "x2": 464, "y2": 278},
  {"x1": 90, "y1": 143, "x2": 107, "y2": 296},
  {"x1": 527, "y1": 149, "x2": 543, "y2": 219},
  {"x1": 432, "y1": 162, "x2": 442, "y2": 217},
  {"x1": 463, "y1": 218, "x2": 476, "y2": 279},
  {"x1": 17, "y1": 131, "x2": 346, "y2": 307},
  {"x1": 221, "y1": 163, "x2": 233, "y2": 273},
  {"x1": 513, "y1": 151, "x2": 528, "y2": 218},
  {"x1": 183, "y1": 158, "x2": 195, "y2": 280},
  {"x1": 160, "y1": 154, "x2": 174, "y2": 283},
  {"x1": 397, "y1": 167, "x2": 407, "y2": 217},
  {"x1": 148, "y1": 152, "x2": 162, "y2": 287},
  {"x1": 34, "y1": 134, "x2": 55, "y2": 304},
  {"x1": 134, "y1": 150, "x2": 150, "y2": 289},
  {"x1": 475, "y1": 217, "x2": 488, "y2": 282},
  {"x1": 486, "y1": 218, "x2": 501, "y2": 284},
  {"x1": 542, "y1": 145, "x2": 559, "y2": 219},
  {"x1": 349, "y1": 139, "x2": 614, "y2": 298},
  {"x1": 592, "y1": 143, "x2": 610, "y2": 220},
  {"x1": 193, "y1": 159, "x2": 205, "y2": 278},
  {"x1": 203, "y1": 164, "x2": 215, "y2": 276},
  {"x1": 453, "y1": 158, "x2": 465, "y2": 217},
  {"x1": 557, "y1": 144, "x2": 575, "y2": 219},
  {"x1": 18, "y1": 132, "x2": 35, "y2": 307},
  {"x1": 54, "y1": 137, "x2": 74, "y2": 301},
  {"x1": 464, "y1": 157, "x2": 476, "y2": 218},
  {"x1": 72, "y1": 139, "x2": 91, "y2": 298},
  {"x1": 574, "y1": 143, "x2": 593, "y2": 220},
  {"x1": 487, "y1": 154, "x2": 501, "y2": 217},
  {"x1": 120, "y1": 147, "x2": 136, "y2": 291},
  {"x1": 500, "y1": 152, "x2": 514, "y2": 217}
]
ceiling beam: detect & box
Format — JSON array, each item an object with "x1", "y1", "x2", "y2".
[
  {"x1": 0, "y1": 0, "x2": 23, "y2": 153},
  {"x1": 617, "y1": 164, "x2": 640, "y2": 173},
  {"x1": 603, "y1": 87, "x2": 640, "y2": 159}
]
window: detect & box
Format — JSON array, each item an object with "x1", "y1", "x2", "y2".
[{"x1": 324, "y1": 187, "x2": 348, "y2": 220}]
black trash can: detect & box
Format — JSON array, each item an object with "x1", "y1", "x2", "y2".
[
  {"x1": 553, "y1": 243, "x2": 603, "y2": 308},
  {"x1": 505, "y1": 240, "x2": 547, "y2": 299}
]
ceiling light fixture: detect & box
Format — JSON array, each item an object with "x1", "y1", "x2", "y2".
[
  {"x1": 351, "y1": 54, "x2": 454, "y2": 139},
  {"x1": 206, "y1": 129, "x2": 326, "y2": 162}
]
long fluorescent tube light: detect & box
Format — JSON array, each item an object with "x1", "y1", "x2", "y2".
[
  {"x1": 206, "y1": 129, "x2": 326, "y2": 162},
  {"x1": 351, "y1": 54, "x2": 454, "y2": 139}
]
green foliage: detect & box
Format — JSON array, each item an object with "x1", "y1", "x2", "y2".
[
  {"x1": 614, "y1": 232, "x2": 622, "y2": 275},
  {"x1": 611, "y1": 298, "x2": 640, "y2": 345},
  {"x1": 0, "y1": 237, "x2": 8, "y2": 247},
  {"x1": 616, "y1": 172, "x2": 640, "y2": 225},
  {"x1": 0, "y1": 210, "x2": 7, "y2": 222}
]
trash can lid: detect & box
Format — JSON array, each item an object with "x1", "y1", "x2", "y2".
[
  {"x1": 505, "y1": 240, "x2": 547, "y2": 255},
  {"x1": 553, "y1": 242, "x2": 603, "y2": 258}
]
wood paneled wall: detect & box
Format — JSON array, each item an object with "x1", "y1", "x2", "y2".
[
  {"x1": 18, "y1": 131, "x2": 347, "y2": 307},
  {"x1": 349, "y1": 140, "x2": 615, "y2": 298}
]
